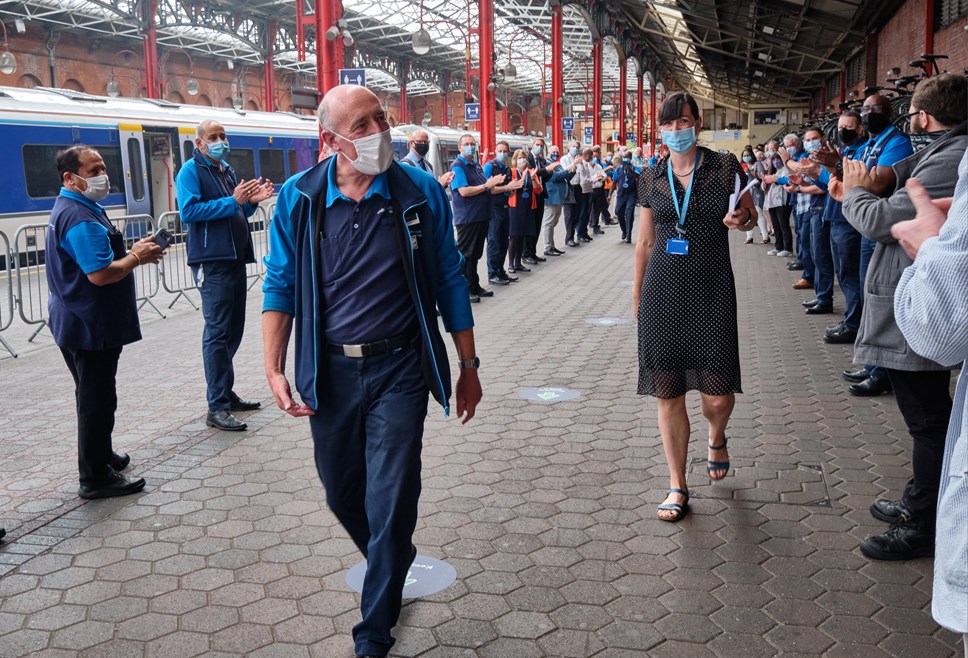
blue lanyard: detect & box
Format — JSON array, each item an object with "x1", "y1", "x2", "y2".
[
  {"x1": 861, "y1": 126, "x2": 896, "y2": 168},
  {"x1": 667, "y1": 150, "x2": 701, "y2": 233}
]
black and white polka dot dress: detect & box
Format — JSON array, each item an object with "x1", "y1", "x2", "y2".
[{"x1": 636, "y1": 147, "x2": 745, "y2": 399}]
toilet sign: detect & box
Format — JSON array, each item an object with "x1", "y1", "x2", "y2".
[
  {"x1": 519, "y1": 387, "x2": 582, "y2": 403},
  {"x1": 338, "y1": 68, "x2": 366, "y2": 87},
  {"x1": 346, "y1": 555, "x2": 457, "y2": 599}
]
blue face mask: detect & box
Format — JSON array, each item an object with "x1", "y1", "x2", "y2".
[
  {"x1": 803, "y1": 139, "x2": 821, "y2": 153},
  {"x1": 743, "y1": 156, "x2": 753, "y2": 163},
  {"x1": 549, "y1": 153, "x2": 559, "y2": 161},
  {"x1": 532, "y1": 145, "x2": 543, "y2": 156},
  {"x1": 496, "y1": 152, "x2": 508, "y2": 163},
  {"x1": 462, "y1": 145, "x2": 477, "y2": 159},
  {"x1": 206, "y1": 140, "x2": 230, "y2": 161},
  {"x1": 660, "y1": 126, "x2": 696, "y2": 154},
  {"x1": 569, "y1": 147, "x2": 579, "y2": 156}
]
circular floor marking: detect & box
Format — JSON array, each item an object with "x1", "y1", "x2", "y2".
[{"x1": 345, "y1": 555, "x2": 457, "y2": 599}]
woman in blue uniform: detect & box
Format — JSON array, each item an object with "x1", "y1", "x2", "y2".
[
  {"x1": 45, "y1": 145, "x2": 165, "y2": 499},
  {"x1": 611, "y1": 154, "x2": 639, "y2": 243},
  {"x1": 506, "y1": 149, "x2": 542, "y2": 274}
]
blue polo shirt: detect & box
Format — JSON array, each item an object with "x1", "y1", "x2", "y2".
[
  {"x1": 858, "y1": 126, "x2": 913, "y2": 170},
  {"x1": 450, "y1": 156, "x2": 491, "y2": 225},
  {"x1": 823, "y1": 141, "x2": 864, "y2": 223},
  {"x1": 482, "y1": 160, "x2": 511, "y2": 208},
  {"x1": 317, "y1": 166, "x2": 417, "y2": 345}
]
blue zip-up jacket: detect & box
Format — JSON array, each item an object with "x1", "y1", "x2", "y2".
[
  {"x1": 175, "y1": 149, "x2": 259, "y2": 265},
  {"x1": 543, "y1": 163, "x2": 576, "y2": 205},
  {"x1": 262, "y1": 156, "x2": 473, "y2": 414}
]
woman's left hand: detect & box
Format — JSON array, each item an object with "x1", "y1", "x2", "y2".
[{"x1": 723, "y1": 206, "x2": 753, "y2": 230}]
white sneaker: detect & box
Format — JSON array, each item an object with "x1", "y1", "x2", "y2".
[
  {"x1": 767, "y1": 249, "x2": 778, "y2": 255},
  {"x1": 777, "y1": 250, "x2": 792, "y2": 257}
]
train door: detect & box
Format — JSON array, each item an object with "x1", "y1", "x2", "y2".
[
  {"x1": 118, "y1": 124, "x2": 151, "y2": 217},
  {"x1": 144, "y1": 129, "x2": 179, "y2": 218}
]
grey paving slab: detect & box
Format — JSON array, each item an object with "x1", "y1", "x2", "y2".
[{"x1": 0, "y1": 222, "x2": 964, "y2": 656}]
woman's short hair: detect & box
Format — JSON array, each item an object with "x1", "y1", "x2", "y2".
[
  {"x1": 658, "y1": 91, "x2": 700, "y2": 125},
  {"x1": 511, "y1": 148, "x2": 528, "y2": 164}
]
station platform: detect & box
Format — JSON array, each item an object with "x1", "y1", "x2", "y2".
[{"x1": 0, "y1": 223, "x2": 962, "y2": 658}]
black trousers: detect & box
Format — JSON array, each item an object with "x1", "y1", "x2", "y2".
[
  {"x1": 524, "y1": 197, "x2": 545, "y2": 257},
  {"x1": 61, "y1": 346, "x2": 123, "y2": 486},
  {"x1": 768, "y1": 206, "x2": 794, "y2": 253},
  {"x1": 455, "y1": 220, "x2": 489, "y2": 292},
  {"x1": 590, "y1": 188, "x2": 607, "y2": 228},
  {"x1": 888, "y1": 368, "x2": 953, "y2": 531}
]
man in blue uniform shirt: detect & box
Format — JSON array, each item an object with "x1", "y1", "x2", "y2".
[
  {"x1": 262, "y1": 84, "x2": 482, "y2": 658},
  {"x1": 46, "y1": 145, "x2": 165, "y2": 498},
  {"x1": 175, "y1": 120, "x2": 274, "y2": 431}
]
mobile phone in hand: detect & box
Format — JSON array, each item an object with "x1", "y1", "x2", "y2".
[{"x1": 153, "y1": 228, "x2": 175, "y2": 250}]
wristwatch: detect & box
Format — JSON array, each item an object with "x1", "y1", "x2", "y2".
[{"x1": 459, "y1": 357, "x2": 480, "y2": 370}]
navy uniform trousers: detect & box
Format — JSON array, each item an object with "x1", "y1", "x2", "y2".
[{"x1": 308, "y1": 344, "x2": 428, "y2": 657}]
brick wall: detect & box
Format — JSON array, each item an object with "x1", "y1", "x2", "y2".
[
  {"x1": 876, "y1": 0, "x2": 928, "y2": 87},
  {"x1": 933, "y1": 17, "x2": 968, "y2": 75}
]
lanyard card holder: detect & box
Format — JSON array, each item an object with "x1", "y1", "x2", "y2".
[{"x1": 666, "y1": 237, "x2": 689, "y2": 256}]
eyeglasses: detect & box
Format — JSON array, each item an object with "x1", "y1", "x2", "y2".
[{"x1": 860, "y1": 104, "x2": 885, "y2": 115}]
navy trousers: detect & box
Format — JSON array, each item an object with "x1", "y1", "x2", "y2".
[
  {"x1": 61, "y1": 346, "x2": 122, "y2": 485},
  {"x1": 193, "y1": 260, "x2": 248, "y2": 412},
  {"x1": 615, "y1": 195, "x2": 636, "y2": 240},
  {"x1": 576, "y1": 192, "x2": 592, "y2": 239},
  {"x1": 486, "y1": 205, "x2": 510, "y2": 279},
  {"x1": 809, "y1": 210, "x2": 834, "y2": 306},
  {"x1": 829, "y1": 220, "x2": 863, "y2": 331},
  {"x1": 309, "y1": 345, "x2": 428, "y2": 657},
  {"x1": 793, "y1": 207, "x2": 814, "y2": 281}
]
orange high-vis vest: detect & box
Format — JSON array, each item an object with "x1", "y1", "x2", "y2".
[{"x1": 507, "y1": 167, "x2": 542, "y2": 210}]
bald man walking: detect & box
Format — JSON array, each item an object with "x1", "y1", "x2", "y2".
[
  {"x1": 176, "y1": 120, "x2": 274, "y2": 431},
  {"x1": 263, "y1": 85, "x2": 482, "y2": 658}
]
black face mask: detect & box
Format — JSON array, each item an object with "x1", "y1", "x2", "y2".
[
  {"x1": 413, "y1": 143, "x2": 430, "y2": 157},
  {"x1": 839, "y1": 128, "x2": 860, "y2": 145},
  {"x1": 862, "y1": 112, "x2": 890, "y2": 135}
]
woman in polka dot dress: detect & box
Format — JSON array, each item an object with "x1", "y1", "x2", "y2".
[{"x1": 632, "y1": 91, "x2": 760, "y2": 522}]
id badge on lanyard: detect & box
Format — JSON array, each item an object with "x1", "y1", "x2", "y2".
[{"x1": 665, "y1": 151, "x2": 700, "y2": 256}]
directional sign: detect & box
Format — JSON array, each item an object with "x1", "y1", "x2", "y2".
[
  {"x1": 338, "y1": 68, "x2": 366, "y2": 87},
  {"x1": 586, "y1": 317, "x2": 630, "y2": 326},
  {"x1": 346, "y1": 555, "x2": 457, "y2": 599},
  {"x1": 583, "y1": 125, "x2": 594, "y2": 145},
  {"x1": 519, "y1": 387, "x2": 582, "y2": 403},
  {"x1": 561, "y1": 116, "x2": 575, "y2": 131},
  {"x1": 464, "y1": 103, "x2": 481, "y2": 122},
  {"x1": 626, "y1": 131, "x2": 636, "y2": 143}
]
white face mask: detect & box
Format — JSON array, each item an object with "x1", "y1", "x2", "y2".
[
  {"x1": 334, "y1": 128, "x2": 394, "y2": 176},
  {"x1": 517, "y1": 158, "x2": 529, "y2": 169},
  {"x1": 74, "y1": 173, "x2": 110, "y2": 202}
]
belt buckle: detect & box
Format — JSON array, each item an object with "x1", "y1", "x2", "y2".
[{"x1": 343, "y1": 344, "x2": 364, "y2": 358}]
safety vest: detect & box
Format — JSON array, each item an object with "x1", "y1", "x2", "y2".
[{"x1": 507, "y1": 167, "x2": 542, "y2": 210}]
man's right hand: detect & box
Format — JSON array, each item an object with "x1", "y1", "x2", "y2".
[
  {"x1": 233, "y1": 179, "x2": 262, "y2": 205},
  {"x1": 507, "y1": 177, "x2": 524, "y2": 190},
  {"x1": 267, "y1": 371, "x2": 315, "y2": 417},
  {"x1": 438, "y1": 171, "x2": 455, "y2": 187},
  {"x1": 811, "y1": 143, "x2": 840, "y2": 167},
  {"x1": 485, "y1": 174, "x2": 505, "y2": 190}
]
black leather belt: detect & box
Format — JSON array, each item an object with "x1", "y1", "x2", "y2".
[{"x1": 327, "y1": 332, "x2": 417, "y2": 358}]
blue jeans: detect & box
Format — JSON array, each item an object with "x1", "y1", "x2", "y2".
[
  {"x1": 616, "y1": 195, "x2": 636, "y2": 239},
  {"x1": 809, "y1": 210, "x2": 833, "y2": 305},
  {"x1": 858, "y1": 236, "x2": 885, "y2": 378},
  {"x1": 192, "y1": 260, "x2": 247, "y2": 412},
  {"x1": 794, "y1": 208, "x2": 814, "y2": 281},
  {"x1": 829, "y1": 220, "x2": 862, "y2": 331},
  {"x1": 486, "y1": 205, "x2": 509, "y2": 278},
  {"x1": 309, "y1": 345, "x2": 428, "y2": 657}
]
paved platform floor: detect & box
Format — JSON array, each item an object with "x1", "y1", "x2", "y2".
[{"x1": 0, "y1": 222, "x2": 963, "y2": 657}]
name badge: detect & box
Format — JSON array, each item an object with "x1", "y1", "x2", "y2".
[
  {"x1": 522, "y1": 192, "x2": 530, "y2": 199},
  {"x1": 666, "y1": 238, "x2": 689, "y2": 256},
  {"x1": 622, "y1": 183, "x2": 629, "y2": 188}
]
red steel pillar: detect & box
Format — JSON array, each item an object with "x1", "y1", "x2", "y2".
[
  {"x1": 650, "y1": 87, "x2": 657, "y2": 155},
  {"x1": 592, "y1": 38, "x2": 602, "y2": 145},
  {"x1": 924, "y1": 0, "x2": 934, "y2": 63},
  {"x1": 636, "y1": 73, "x2": 644, "y2": 146},
  {"x1": 618, "y1": 60, "x2": 627, "y2": 144},
  {"x1": 551, "y1": 4, "x2": 563, "y2": 145},
  {"x1": 839, "y1": 70, "x2": 846, "y2": 105},
  {"x1": 478, "y1": 0, "x2": 496, "y2": 157},
  {"x1": 441, "y1": 71, "x2": 450, "y2": 126},
  {"x1": 264, "y1": 21, "x2": 277, "y2": 112},
  {"x1": 502, "y1": 91, "x2": 509, "y2": 132},
  {"x1": 399, "y1": 59, "x2": 409, "y2": 124},
  {"x1": 142, "y1": 0, "x2": 160, "y2": 99},
  {"x1": 316, "y1": 0, "x2": 339, "y2": 94}
]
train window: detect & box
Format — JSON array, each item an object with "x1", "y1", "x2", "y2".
[
  {"x1": 224, "y1": 148, "x2": 256, "y2": 181},
  {"x1": 258, "y1": 148, "x2": 286, "y2": 184},
  {"x1": 23, "y1": 144, "x2": 124, "y2": 199},
  {"x1": 126, "y1": 138, "x2": 145, "y2": 202},
  {"x1": 288, "y1": 149, "x2": 296, "y2": 176},
  {"x1": 183, "y1": 141, "x2": 194, "y2": 164}
]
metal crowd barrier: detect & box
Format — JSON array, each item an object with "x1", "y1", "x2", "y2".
[
  {"x1": 0, "y1": 230, "x2": 17, "y2": 357},
  {"x1": 108, "y1": 214, "x2": 165, "y2": 319},
  {"x1": 156, "y1": 211, "x2": 200, "y2": 310},
  {"x1": 12, "y1": 223, "x2": 50, "y2": 342},
  {"x1": 246, "y1": 205, "x2": 270, "y2": 290}
]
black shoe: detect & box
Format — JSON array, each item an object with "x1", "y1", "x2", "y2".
[
  {"x1": 577, "y1": 237, "x2": 591, "y2": 243},
  {"x1": 0, "y1": 528, "x2": 5, "y2": 542},
  {"x1": 849, "y1": 376, "x2": 893, "y2": 397},
  {"x1": 108, "y1": 452, "x2": 130, "y2": 472},
  {"x1": 229, "y1": 394, "x2": 261, "y2": 411},
  {"x1": 552, "y1": 248, "x2": 566, "y2": 255},
  {"x1": 786, "y1": 260, "x2": 804, "y2": 270},
  {"x1": 566, "y1": 240, "x2": 580, "y2": 248},
  {"x1": 468, "y1": 294, "x2": 481, "y2": 303},
  {"x1": 860, "y1": 519, "x2": 934, "y2": 560},
  {"x1": 474, "y1": 288, "x2": 494, "y2": 297},
  {"x1": 824, "y1": 327, "x2": 858, "y2": 344},
  {"x1": 870, "y1": 499, "x2": 913, "y2": 524},
  {"x1": 521, "y1": 256, "x2": 539, "y2": 265},
  {"x1": 505, "y1": 273, "x2": 519, "y2": 282},
  {"x1": 802, "y1": 298, "x2": 820, "y2": 308},
  {"x1": 514, "y1": 265, "x2": 531, "y2": 272},
  {"x1": 826, "y1": 322, "x2": 845, "y2": 335},
  {"x1": 531, "y1": 254, "x2": 547, "y2": 262},
  {"x1": 593, "y1": 227, "x2": 605, "y2": 235},
  {"x1": 543, "y1": 250, "x2": 561, "y2": 257},
  {"x1": 842, "y1": 368, "x2": 870, "y2": 383},
  {"x1": 79, "y1": 471, "x2": 146, "y2": 500},
  {"x1": 488, "y1": 275, "x2": 510, "y2": 286},
  {"x1": 624, "y1": 237, "x2": 632, "y2": 244},
  {"x1": 805, "y1": 304, "x2": 833, "y2": 315},
  {"x1": 206, "y1": 409, "x2": 248, "y2": 431}
]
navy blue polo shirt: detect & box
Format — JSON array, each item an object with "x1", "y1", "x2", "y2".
[
  {"x1": 317, "y1": 166, "x2": 417, "y2": 345},
  {"x1": 482, "y1": 160, "x2": 511, "y2": 209},
  {"x1": 46, "y1": 190, "x2": 141, "y2": 350},
  {"x1": 450, "y1": 156, "x2": 491, "y2": 225}
]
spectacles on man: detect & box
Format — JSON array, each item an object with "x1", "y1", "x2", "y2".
[{"x1": 860, "y1": 104, "x2": 885, "y2": 115}]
